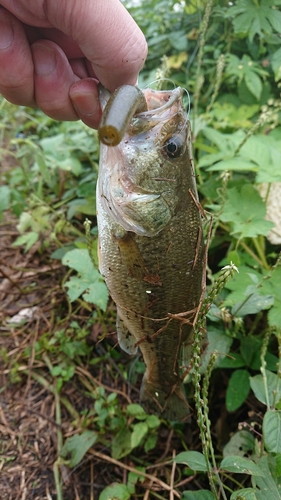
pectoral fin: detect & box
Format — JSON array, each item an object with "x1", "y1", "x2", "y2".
[{"x1": 114, "y1": 230, "x2": 148, "y2": 280}]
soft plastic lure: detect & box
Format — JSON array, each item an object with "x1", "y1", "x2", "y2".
[{"x1": 98, "y1": 85, "x2": 147, "y2": 146}]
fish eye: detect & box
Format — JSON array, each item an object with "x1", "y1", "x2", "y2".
[{"x1": 163, "y1": 136, "x2": 184, "y2": 158}]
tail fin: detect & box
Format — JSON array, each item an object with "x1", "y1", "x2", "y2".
[{"x1": 140, "y1": 376, "x2": 190, "y2": 422}]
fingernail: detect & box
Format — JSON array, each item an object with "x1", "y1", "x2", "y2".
[
  {"x1": 32, "y1": 43, "x2": 57, "y2": 76},
  {"x1": 71, "y1": 91, "x2": 99, "y2": 116},
  {"x1": 0, "y1": 11, "x2": 14, "y2": 49}
]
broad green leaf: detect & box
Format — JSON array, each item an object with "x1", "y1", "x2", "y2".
[
  {"x1": 250, "y1": 370, "x2": 281, "y2": 408},
  {"x1": 199, "y1": 329, "x2": 233, "y2": 373},
  {"x1": 244, "y1": 71, "x2": 262, "y2": 100},
  {"x1": 263, "y1": 410, "x2": 281, "y2": 453},
  {"x1": 82, "y1": 279, "x2": 109, "y2": 311},
  {"x1": 223, "y1": 430, "x2": 255, "y2": 458},
  {"x1": 0, "y1": 185, "x2": 10, "y2": 213},
  {"x1": 99, "y1": 483, "x2": 131, "y2": 500},
  {"x1": 271, "y1": 47, "x2": 281, "y2": 81},
  {"x1": 144, "y1": 433, "x2": 157, "y2": 453},
  {"x1": 57, "y1": 157, "x2": 82, "y2": 176},
  {"x1": 174, "y1": 451, "x2": 210, "y2": 472},
  {"x1": 183, "y1": 491, "x2": 216, "y2": 500},
  {"x1": 220, "y1": 456, "x2": 265, "y2": 476},
  {"x1": 146, "y1": 414, "x2": 161, "y2": 429},
  {"x1": 230, "y1": 488, "x2": 257, "y2": 500},
  {"x1": 254, "y1": 455, "x2": 281, "y2": 499},
  {"x1": 226, "y1": 369, "x2": 250, "y2": 412},
  {"x1": 112, "y1": 427, "x2": 132, "y2": 460},
  {"x1": 131, "y1": 422, "x2": 148, "y2": 449},
  {"x1": 231, "y1": 293, "x2": 274, "y2": 317},
  {"x1": 220, "y1": 185, "x2": 274, "y2": 238},
  {"x1": 60, "y1": 430, "x2": 98, "y2": 467},
  {"x1": 126, "y1": 404, "x2": 147, "y2": 419},
  {"x1": 218, "y1": 353, "x2": 245, "y2": 369}
]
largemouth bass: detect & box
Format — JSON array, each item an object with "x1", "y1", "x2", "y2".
[{"x1": 97, "y1": 86, "x2": 205, "y2": 421}]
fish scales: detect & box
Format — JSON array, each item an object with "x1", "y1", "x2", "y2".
[{"x1": 97, "y1": 86, "x2": 205, "y2": 421}]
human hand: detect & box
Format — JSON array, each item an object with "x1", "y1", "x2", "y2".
[{"x1": 0, "y1": 0, "x2": 147, "y2": 128}]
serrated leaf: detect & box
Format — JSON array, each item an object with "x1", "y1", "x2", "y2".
[
  {"x1": 220, "y1": 185, "x2": 274, "y2": 238},
  {"x1": 263, "y1": 410, "x2": 281, "y2": 453},
  {"x1": 227, "y1": 0, "x2": 281, "y2": 42},
  {"x1": 223, "y1": 430, "x2": 255, "y2": 458},
  {"x1": 99, "y1": 483, "x2": 131, "y2": 500},
  {"x1": 174, "y1": 451, "x2": 210, "y2": 472},
  {"x1": 226, "y1": 369, "x2": 250, "y2": 412},
  {"x1": 220, "y1": 456, "x2": 265, "y2": 476},
  {"x1": 62, "y1": 249, "x2": 108, "y2": 310},
  {"x1": 12, "y1": 232, "x2": 39, "y2": 252},
  {"x1": 60, "y1": 430, "x2": 98, "y2": 467}
]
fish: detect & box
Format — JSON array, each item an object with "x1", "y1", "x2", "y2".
[{"x1": 97, "y1": 85, "x2": 205, "y2": 421}]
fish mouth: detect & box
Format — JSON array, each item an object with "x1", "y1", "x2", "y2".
[{"x1": 98, "y1": 86, "x2": 188, "y2": 236}]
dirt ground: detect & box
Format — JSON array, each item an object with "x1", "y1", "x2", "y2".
[{"x1": 0, "y1": 212, "x2": 204, "y2": 500}]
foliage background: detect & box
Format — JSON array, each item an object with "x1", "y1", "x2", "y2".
[{"x1": 1, "y1": 0, "x2": 281, "y2": 498}]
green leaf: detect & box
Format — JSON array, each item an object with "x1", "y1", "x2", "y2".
[
  {"x1": 144, "y1": 433, "x2": 158, "y2": 453},
  {"x1": 199, "y1": 329, "x2": 232, "y2": 372},
  {"x1": 263, "y1": 410, "x2": 281, "y2": 454},
  {"x1": 174, "y1": 451, "x2": 210, "y2": 472},
  {"x1": 244, "y1": 70, "x2": 262, "y2": 100},
  {"x1": 250, "y1": 370, "x2": 281, "y2": 408},
  {"x1": 220, "y1": 456, "x2": 265, "y2": 476},
  {"x1": 254, "y1": 455, "x2": 281, "y2": 499},
  {"x1": 218, "y1": 353, "x2": 245, "y2": 369},
  {"x1": 223, "y1": 430, "x2": 255, "y2": 458},
  {"x1": 126, "y1": 404, "x2": 147, "y2": 419},
  {"x1": 207, "y1": 157, "x2": 257, "y2": 172},
  {"x1": 11, "y1": 232, "x2": 39, "y2": 252},
  {"x1": 220, "y1": 185, "x2": 274, "y2": 238},
  {"x1": 62, "y1": 249, "x2": 108, "y2": 310},
  {"x1": 227, "y1": 0, "x2": 281, "y2": 42},
  {"x1": 183, "y1": 491, "x2": 216, "y2": 500},
  {"x1": 60, "y1": 430, "x2": 98, "y2": 468},
  {"x1": 112, "y1": 427, "x2": 132, "y2": 460},
  {"x1": 271, "y1": 47, "x2": 281, "y2": 81},
  {"x1": 226, "y1": 370, "x2": 250, "y2": 412},
  {"x1": 230, "y1": 488, "x2": 257, "y2": 500},
  {"x1": 0, "y1": 185, "x2": 10, "y2": 213},
  {"x1": 131, "y1": 422, "x2": 148, "y2": 449},
  {"x1": 232, "y1": 293, "x2": 274, "y2": 317},
  {"x1": 99, "y1": 483, "x2": 131, "y2": 500}
]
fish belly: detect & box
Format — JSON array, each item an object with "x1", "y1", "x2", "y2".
[{"x1": 97, "y1": 191, "x2": 205, "y2": 421}]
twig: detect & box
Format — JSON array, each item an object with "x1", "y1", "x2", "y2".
[
  {"x1": 170, "y1": 450, "x2": 176, "y2": 500},
  {"x1": 90, "y1": 450, "x2": 181, "y2": 498}
]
